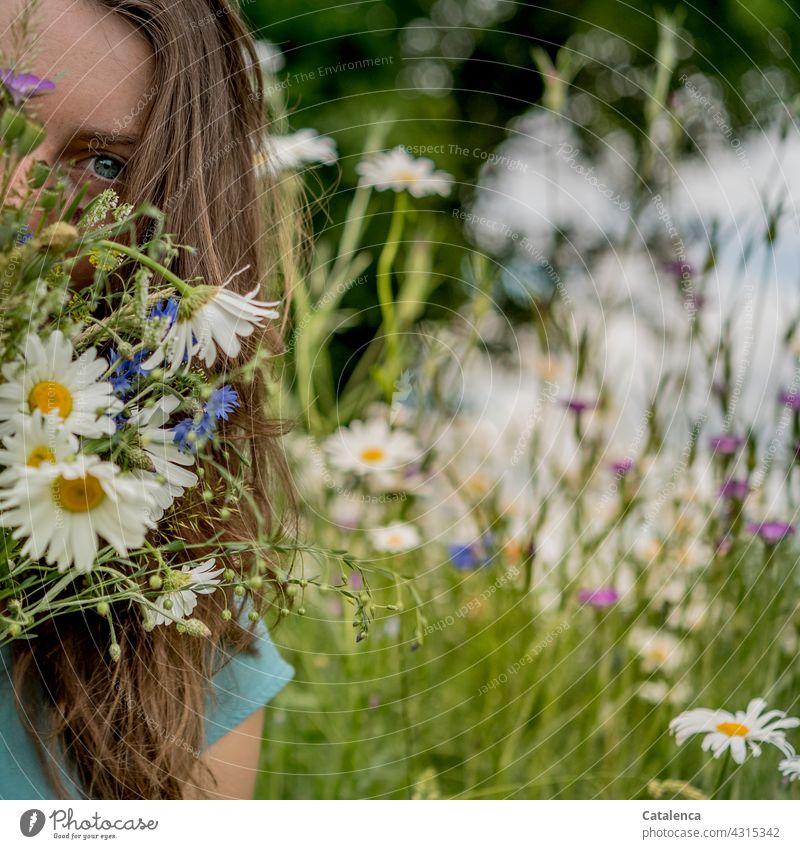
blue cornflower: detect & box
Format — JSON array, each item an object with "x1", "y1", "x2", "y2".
[
  {"x1": 109, "y1": 348, "x2": 151, "y2": 397},
  {"x1": 171, "y1": 385, "x2": 240, "y2": 453},
  {"x1": 149, "y1": 298, "x2": 179, "y2": 326}
]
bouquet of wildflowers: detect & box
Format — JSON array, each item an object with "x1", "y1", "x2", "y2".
[{"x1": 0, "y1": 68, "x2": 373, "y2": 655}]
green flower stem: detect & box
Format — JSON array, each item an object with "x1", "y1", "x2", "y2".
[
  {"x1": 711, "y1": 749, "x2": 733, "y2": 799},
  {"x1": 96, "y1": 239, "x2": 194, "y2": 298},
  {"x1": 374, "y1": 191, "x2": 408, "y2": 400}
]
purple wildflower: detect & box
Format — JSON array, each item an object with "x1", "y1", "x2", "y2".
[
  {"x1": 0, "y1": 69, "x2": 55, "y2": 106},
  {"x1": 664, "y1": 259, "x2": 694, "y2": 279},
  {"x1": 709, "y1": 434, "x2": 745, "y2": 455},
  {"x1": 610, "y1": 458, "x2": 633, "y2": 476},
  {"x1": 780, "y1": 390, "x2": 800, "y2": 411},
  {"x1": 719, "y1": 478, "x2": 749, "y2": 500},
  {"x1": 746, "y1": 521, "x2": 796, "y2": 545},
  {"x1": 108, "y1": 348, "x2": 151, "y2": 397},
  {"x1": 578, "y1": 587, "x2": 619, "y2": 607},
  {"x1": 563, "y1": 398, "x2": 595, "y2": 415}
]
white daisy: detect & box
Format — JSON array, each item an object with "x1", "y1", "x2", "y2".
[
  {"x1": 323, "y1": 417, "x2": 421, "y2": 488},
  {"x1": 369, "y1": 521, "x2": 421, "y2": 553},
  {"x1": 355, "y1": 146, "x2": 453, "y2": 197},
  {"x1": 253, "y1": 39, "x2": 285, "y2": 74},
  {"x1": 143, "y1": 270, "x2": 281, "y2": 375},
  {"x1": 257, "y1": 129, "x2": 338, "y2": 175},
  {"x1": 0, "y1": 409, "x2": 77, "y2": 484},
  {"x1": 150, "y1": 558, "x2": 224, "y2": 626},
  {"x1": 670, "y1": 698, "x2": 800, "y2": 764},
  {"x1": 127, "y1": 395, "x2": 199, "y2": 520},
  {"x1": 0, "y1": 331, "x2": 122, "y2": 438},
  {"x1": 0, "y1": 454, "x2": 160, "y2": 572},
  {"x1": 629, "y1": 627, "x2": 686, "y2": 673},
  {"x1": 779, "y1": 756, "x2": 800, "y2": 781}
]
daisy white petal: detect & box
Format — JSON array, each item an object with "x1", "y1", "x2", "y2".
[{"x1": 355, "y1": 146, "x2": 453, "y2": 197}]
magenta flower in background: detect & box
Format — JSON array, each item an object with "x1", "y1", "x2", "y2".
[
  {"x1": 664, "y1": 259, "x2": 694, "y2": 279},
  {"x1": 709, "y1": 434, "x2": 745, "y2": 455},
  {"x1": 719, "y1": 478, "x2": 749, "y2": 500},
  {"x1": 780, "y1": 390, "x2": 800, "y2": 411},
  {"x1": 747, "y1": 521, "x2": 796, "y2": 545},
  {"x1": 562, "y1": 398, "x2": 595, "y2": 415},
  {"x1": 610, "y1": 458, "x2": 633, "y2": 476},
  {"x1": 578, "y1": 587, "x2": 619, "y2": 607},
  {"x1": 0, "y1": 69, "x2": 55, "y2": 106}
]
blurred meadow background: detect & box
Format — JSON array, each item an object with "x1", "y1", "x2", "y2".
[{"x1": 241, "y1": 0, "x2": 800, "y2": 799}]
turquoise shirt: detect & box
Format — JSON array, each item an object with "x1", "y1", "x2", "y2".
[{"x1": 0, "y1": 612, "x2": 294, "y2": 799}]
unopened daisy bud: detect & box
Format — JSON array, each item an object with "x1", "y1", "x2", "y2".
[
  {"x1": 223, "y1": 568, "x2": 235, "y2": 581},
  {"x1": 297, "y1": 606, "x2": 306, "y2": 616},
  {"x1": 234, "y1": 584, "x2": 246, "y2": 597},
  {"x1": 248, "y1": 610, "x2": 260, "y2": 623},
  {"x1": 149, "y1": 367, "x2": 164, "y2": 382},
  {"x1": 162, "y1": 597, "x2": 173, "y2": 610},
  {"x1": 142, "y1": 614, "x2": 155, "y2": 632},
  {"x1": 285, "y1": 583, "x2": 299, "y2": 597},
  {"x1": 202, "y1": 487, "x2": 213, "y2": 502},
  {"x1": 280, "y1": 606, "x2": 290, "y2": 617},
  {"x1": 247, "y1": 575, "x2": 263, "y2": 590},
  {"x1": 7, "y1": 623, "x2": 21, "y2": 638},
  {"x1": 221, "y1": 608, "x2": 232, "y2": 621},
  {"x1": 109, "y1": 642, "x2": 121, "y2": 662},
  {"x1": 358, "y1": 591, "x2": 369, "y2": 604},
  {"x1": 149, "y1": 575, "x2": 163, "y2": 590},
  {"x1": 7, "y1": 599, "x2": 21, "y2": 613},
  {"x1": 219, "y1": 507, "x2": 231, "y2": 520},
  {"x1": 182, "y1": 618, "x2": 212, "y2": 638},
  {"x1": 299, "y1": 578, "x2": 308, "y2": 588},
  {"x1": 96, "y1": 602, "x2": 110, "y2": 617}
]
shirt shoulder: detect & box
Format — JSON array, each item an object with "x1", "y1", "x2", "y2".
[{"x1": 203, "y1": 605, "x2": 295, "y2": 750}]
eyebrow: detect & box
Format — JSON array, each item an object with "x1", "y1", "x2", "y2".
[{"x1": 72, "y1": 128, "x2": 140, "y2": 149}]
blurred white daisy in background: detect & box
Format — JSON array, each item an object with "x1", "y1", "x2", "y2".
[
  {"x1": 779, "y1": 756, "x2": 800, "y2": 781},
  {"x1": 0, "y1": 409, "x2": 76, "y2": 484},
  {"x1": 629, "y1": 627, "x2": 686, "y2": 674},
  {"x1": 128, "y1": 396, "x2": 199, "y2": 520},
  {"x1": 369, "y1": 521, "x2": 421, "y2": 553},
  {"x1": 670, "y1": 698, "x2": 800, "y2": 764},
  {"x1": 257, "y1": 129, "x2": 338, "y2": 175},
  {"x1": 323, "y1": 417, "x2": 421, "y2": 489},
  {"x1": 0, "y1": 331, "x2": 122, "y2": 438},
  {"x1": 253, "y1": 39, "x2": 286, "y2": 74},
  {"x1": 150, "y1": 558, "x2": 224, "y2": 626},
  {"x1": 0, "y1": 454, "x2": 160, "y2": 572},
  {"x1": 355, "y1": 146, "x2": 453, "y2": 197},
  {"x1": 144, "y1": 272, "x2": 281, "y2": 375}
]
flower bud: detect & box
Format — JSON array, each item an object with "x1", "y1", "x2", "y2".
[
  {"x1": 182, "y1": 618, "x2": 212, "y2": 638},
  {"x1": 0, "y1": 109, "x2": 27, "y2": 143},
  {"x1": 162, "y1": 597, "x2": 173, "y2": 610},
  {"x1": 297, "y1": 606, "x2": 306, "y2": 616},
  {"x1": 223, "y1": 568, "x2": 235, "y2": 582},
  {"x1": 247, "y1": 575, "x2": 263, "y2": 590},
  {"x1": 149, "y1": 575, "x2": 163, "y2": 590},
  {"x1": 109, "y1": 643, "x2": 121, "y2": 662},
  {"x1": 15, "y1": 120, "x2": 45, "y2": 156},
  {"x1": 219, "y1": 507, "x2": 231, "y2": 520},
  {"x1": 234, "y1": 584, "x2": 245, "y2": 597},
  {"x1": 7, "y1": 623, "x2": 21, "y2": 638},
  {"x1": 221, "y1": 608, "x2": 232, "y2": 621},
  {"x1": 280, "y1": 606, "x2": 290, "y2": 617},
  {"x1": 248, "y1": 610, "x2": 260, "y2": 623},
  {"x1": 96, "y1": 602, "x2": 110, "y2": 617}
]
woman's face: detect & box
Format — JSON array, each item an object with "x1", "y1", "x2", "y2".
[{"x1": 0, "y1": 0, "x2": 155, "y2": 214}]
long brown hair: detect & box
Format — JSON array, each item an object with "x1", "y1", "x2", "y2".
[{"x1": 9, "y1": 0, "x2": 302, "y2": 799}]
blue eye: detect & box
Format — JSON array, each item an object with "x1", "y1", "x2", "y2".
[{"x1": 89, "y1": 154, "x2": 125, "y2": 181}]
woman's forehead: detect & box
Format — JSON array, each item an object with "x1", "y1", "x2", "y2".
[{"x1": 0, "y1": 0, "x2": 155, "y2": 140}]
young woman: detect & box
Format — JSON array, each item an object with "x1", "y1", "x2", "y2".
[{"x1": 0, "y1": 0, "x2": 301, "y2": 800}]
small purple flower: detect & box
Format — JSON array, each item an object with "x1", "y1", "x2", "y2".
[
  {"x1": 747, "y1": 521, "x2": 796, "y2": 545},
  {"x1": 578, "y1": 587, "x2": 619, "y2": 607},
  {"x1": 563, "y1": 398, "x2": 595, "y2": 415},
  {"x1": 349, "y1": 572, "x2": 363, "y2": 591},
  {"x1": 719, "y1": 478, "x2": 749, "y2": 500},
  {"x1": 149, "y1": 298, "x2": 179, "y2": 327},
  {"x1": 780, "y1": 390, "x2": 800, "y2": 411},
  {"x1": 108, "y1": 348, "x2": 151, "y2": 397},
  {"x1": 610, "y1": 458, "x2": 633, "y2": 476},
  {"x1": 709, "y1": 434, "x2": 745, "y2": 455},
  {"x1": 0, "y1": 69, "x2": 55, "y2": 106},
  {"x1": 664, "y1": 259, "x2": 694, "y2": 279}
]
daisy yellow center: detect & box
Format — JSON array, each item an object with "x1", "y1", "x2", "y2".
[
  {"x1": 360, "y1": 447, "x2": 386, "y2": 464},
  {"x1": 29, "y1": 381, "x2": 73, "y2": 418},
  {"x1": 716, "y1": 722, "x2": 749, "y2": 737},
  {"x1": 396, "y1": 170, "x2": 418, "y2": 184},
  {"x1": 27, "y1": 446, "x2": 55, "y2": 467},
  {"x1": 162, "y1": 569, "x2": 192, "y2": 593},
  {"x1": 386, "y1": 533, "x2": 403, "y2": 546},
  {"x1": 54, "y1": 473, "x2": 105, "y2": 512}
]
